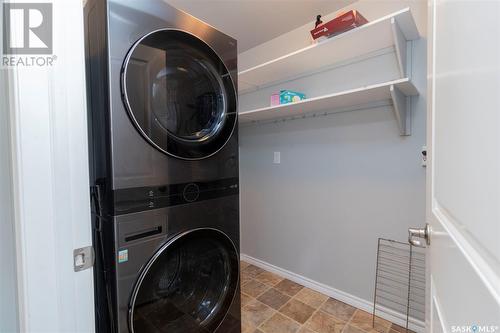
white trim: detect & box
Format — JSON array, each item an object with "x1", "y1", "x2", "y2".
[
  {"x1": 8, "y1": 65, "x2": 28, "y2": 333},
  {"x1": 1, "y1": 62, "x2": 22, "y2": 333},
  {"x1": 241, "y1": 253, "x2": 425, "y2": 332},
  {"x1": 432, "y1": 201, "x2": 500, "y2": 305},
  {"x1": 6, "y1": 1, "x2": 95, "y2": 331},
  {"x1": 430, "y1": 277, "x2": 448, "y2": 333}
]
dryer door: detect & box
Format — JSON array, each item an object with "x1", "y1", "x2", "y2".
[
  {"x1": 129, "y1": 228, "x2": 239, "y2": 333},
  {"x1": 122, "y1": 29, "x2": 237, "y2": 160}
]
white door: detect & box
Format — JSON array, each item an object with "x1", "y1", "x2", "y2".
[
  {"x1": 5, "y1": 0, "x2": 95, "y2": 331},
  {"x1": 425, "y1": 0, "x2": 500, "y2": 331}
]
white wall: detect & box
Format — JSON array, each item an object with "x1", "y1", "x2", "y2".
[
  {"x1": 0, "y1": 71, "x2": 20, "y2": 333},
  {"x1": 239, "y1": 0, "x2": 427, "y2": 311}
]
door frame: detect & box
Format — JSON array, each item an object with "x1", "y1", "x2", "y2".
[
  {"x1": 5, "y1": 0, "x2": 95, "y2": 331},
  {"x1": 0, "y1": 61, "x2": 21, "y2": 333}
]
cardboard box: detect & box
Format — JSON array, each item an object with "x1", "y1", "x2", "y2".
[{"x1": 310, "y1": 10, "x2": 368, "y2": 40}]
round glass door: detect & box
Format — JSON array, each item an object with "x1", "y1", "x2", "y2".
[
  {"x1": 122, "y1": 29, "x2": 237, "y2": 160},
  {"x1": 129, "y1": 229, "x2": 239, "y2": 333}
]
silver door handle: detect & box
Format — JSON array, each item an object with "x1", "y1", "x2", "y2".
[{"x1": 408, "y1": 224, "x2": 431, "y2": 247}]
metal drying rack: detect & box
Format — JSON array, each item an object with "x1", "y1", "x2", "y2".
[{"x1": 373, "y1": 238, "x2": 425, "y2": 332}]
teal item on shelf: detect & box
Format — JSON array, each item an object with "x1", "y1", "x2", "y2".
[{"x1": 279, "y1": 90, "x2": 306, "y2": 104}]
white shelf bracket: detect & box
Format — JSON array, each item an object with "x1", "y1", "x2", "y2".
[
  {"x1": 390, "y1": 84, "x2": 412, "y2": 136},
  {"x1": 391, "y1": 17, "x2": 409, "y2": 78}
]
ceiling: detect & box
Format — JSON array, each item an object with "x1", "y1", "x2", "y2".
[{"x1": 166, "y1": 0, "x2": 356, "y2": 52}]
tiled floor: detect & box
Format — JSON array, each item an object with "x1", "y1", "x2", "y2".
[{"x1": 240, "y1": 261, "x2": 410, "y2": 333}]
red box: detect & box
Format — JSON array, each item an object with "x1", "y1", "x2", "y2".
[{"x1": 310, "y1": 10, "x2": 368, "y2": 40}]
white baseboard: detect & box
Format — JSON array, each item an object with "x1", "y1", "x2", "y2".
[{"x1": 240, "y1": 253, "x2": 425, "y2": 333}]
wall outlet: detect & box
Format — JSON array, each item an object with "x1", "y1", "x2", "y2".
[
  {"x1": 273, "y1": 151, "x2": 280, "y2": 164},
  {"x1": 421, "y1": 145, "x2": 427, "y2": 167}
]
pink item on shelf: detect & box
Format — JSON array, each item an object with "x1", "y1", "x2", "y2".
[{"x1": 270, "y1": 93, "x2": 280, "y2": 106}]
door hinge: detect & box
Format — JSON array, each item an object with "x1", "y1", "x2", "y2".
[{"x1": 73, "y1": 246, "x2": 95, "y2": 272}]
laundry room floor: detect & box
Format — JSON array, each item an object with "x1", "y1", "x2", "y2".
[{"x1": 240, "y1": 261, "x2": 413, "y2": 333}]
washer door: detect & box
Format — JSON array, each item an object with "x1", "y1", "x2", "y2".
[
  {"x1": 129, "y1": 229, "x2": 239, "y2": 333},
  {"x1": 122, "y1": 29, "x2": 237, "y2": 160}
]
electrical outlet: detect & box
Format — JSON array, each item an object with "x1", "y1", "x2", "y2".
[
  {"x1": 273, "y1": 151, "x2": 280, "y2": 164},
  {"x1": 421, "y1": 145, "x2": 427, "y2": 167}
]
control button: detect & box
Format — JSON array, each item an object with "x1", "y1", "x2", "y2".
[{"x1": 183, "y1": 183, "x2": 200, "y2": 203}]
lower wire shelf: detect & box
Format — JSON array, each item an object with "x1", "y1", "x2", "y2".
[{"x1": 238, "y1": 78, "x2": 419, "y2": 136}]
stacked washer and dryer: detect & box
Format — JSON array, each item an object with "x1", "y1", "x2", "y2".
[{"x1": 84, "y1": 1, "x2": 240, "y2": 332}]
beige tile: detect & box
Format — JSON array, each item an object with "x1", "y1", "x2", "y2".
[
  {"x1": 241, "y1": 293, "x2": 253, "y2": 307},
  {"x1": 320, "y1": 298, "x2": 356, "y2": 322},
  {"x1": 255, "y1": 271, "x2": 284, "y2": 286},
  {"x1": 257, "y1": 288, "x2": 291, "y2": 310},
  {"x1": 275, "y1": 279, "x2": 304, "y2": 297},
  {"x1": 242, "y1": 299, "x2": 275, "y2": 327},
  {"x1": 242, "y1": 280, "x2": 270, "y2": 298},
  {"x1": 305, "y1": 311, "x2": 346, "y2": 333},
  {"x1": 243, "y1": 264, "x2": 265, "y2": 278},
  {"x1": 294, "y1": 288, "x2": 329, "y2": 309},
  {"x1": 349, "y1": 310, "x2": 391, "y2": 333},
  {"x1": 279, "y1": 299, "x2": 316, "y2": 324},
  {"x1": 239, "y1": 263, "x2": 400, "y2": 333},
  {"x1": 242, "y1": 321, "x2": 255, "y2": 333},
  {"x1": 343, "y1": 325, "x2": 367, "y2": 333},
  {"x1": 241, "y1": 261, "x2": 250, "y2": 270},
  {"x1": 241, "y1": 272, "x2": 253, "y2": 285},
  {"x1": 260, "y1": 313, "x2": 301, "y2": 333}
]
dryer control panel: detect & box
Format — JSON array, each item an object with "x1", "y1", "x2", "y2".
[{"x1": 113, "y1": 177, "x2": 239, "y2": 215}]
